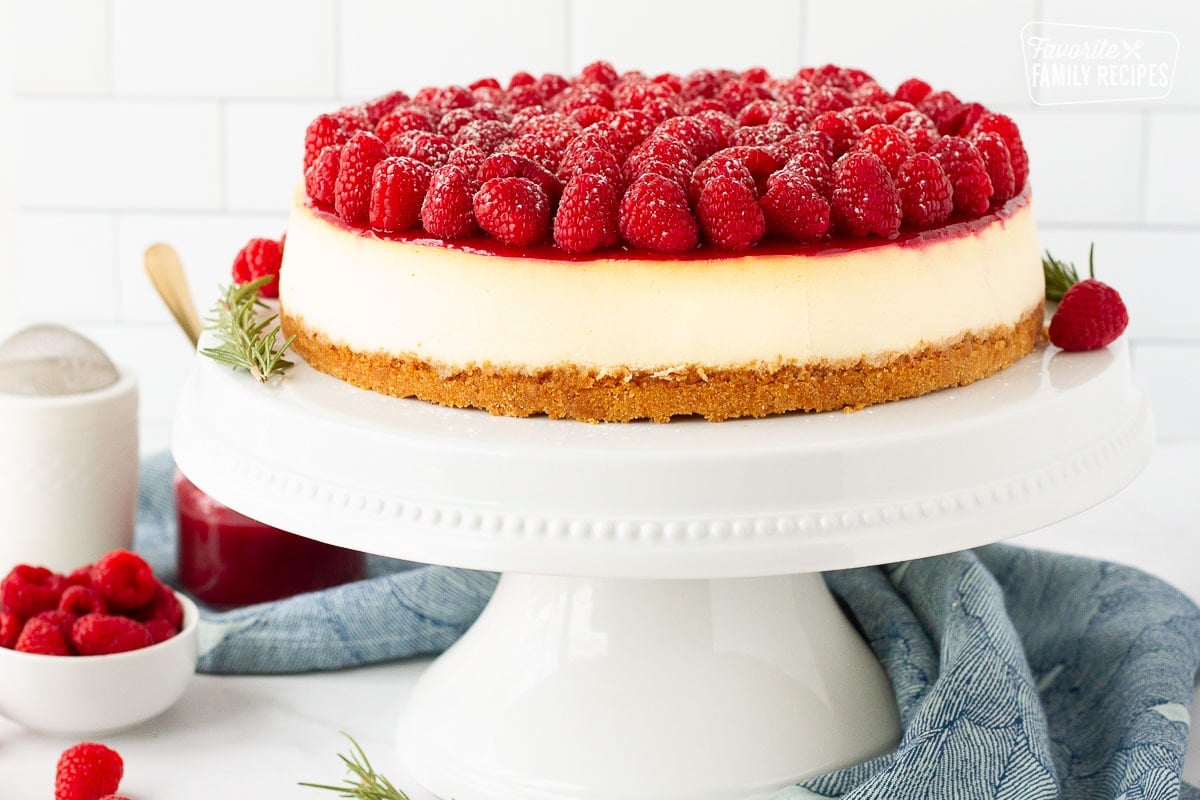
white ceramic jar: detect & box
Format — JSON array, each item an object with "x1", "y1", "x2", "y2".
[{"x1": 0, "y1": 369, "x2": 138, "y2": 573}]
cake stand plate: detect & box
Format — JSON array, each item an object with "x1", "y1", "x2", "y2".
[{"x1": 173, "y1": 339, "x2": 1152, "y2": 800}]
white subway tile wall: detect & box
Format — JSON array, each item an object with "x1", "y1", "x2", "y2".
[{"x1": 4, "y1": 0, "x2": 1197, "y2": 451}]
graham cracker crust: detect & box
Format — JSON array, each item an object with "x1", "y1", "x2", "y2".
[{"x1": 281, "y1": 303, "x2": 1044, "y2": 423}]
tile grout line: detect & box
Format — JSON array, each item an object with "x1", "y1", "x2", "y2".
[
  {"x1": 797, "y1": 0, "x2": 807, "y2": 65},
  {"x1": 563, "y1": 0, "x2": 573, "y2": 72},
  {"x1": 333, "y1": 0, "x2": 344, "y2": 99}
]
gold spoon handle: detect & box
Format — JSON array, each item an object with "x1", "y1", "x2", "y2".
[{"x1": 143, "y1": 243, "x2": 202, "y2": 348}]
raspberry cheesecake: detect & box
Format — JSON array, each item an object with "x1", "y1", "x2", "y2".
[{"x1": 277, "y1": 63, "x2": 1042, "y2": 422}]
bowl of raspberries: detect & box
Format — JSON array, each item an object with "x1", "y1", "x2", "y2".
[{"x1": 0, "y1": 549, "x2": 198, "y2": 735}]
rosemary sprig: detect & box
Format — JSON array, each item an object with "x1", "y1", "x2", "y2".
[
  {"x1": 1043, "y1": 242, "x2": 1095, "y2": 302},
  {"x1": 201, "y1": 276, "x2": 295, "y2": 383},
  {"x1": 300, "y1": 734, "x2": 409, "y2": 800}
]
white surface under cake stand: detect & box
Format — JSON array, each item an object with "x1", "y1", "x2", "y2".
[{"x1": 173, "y1": 338, "x2": 1152, "y2": 800}]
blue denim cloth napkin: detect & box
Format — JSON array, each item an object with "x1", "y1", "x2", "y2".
[{"x1": 140, "y1": 454, "x2": 1200, "y2": 799}]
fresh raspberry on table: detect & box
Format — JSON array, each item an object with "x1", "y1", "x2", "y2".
[
  {"x1": 421, "y1": 165, "x2": 479, "y2": 239},
  {"x1": 332, "y1": 105, "x2": 371, "y2": 133},
  {"x1": 720, "y1": 145, "x2": 782, "y2": 188},
  {"x1": 128, "y1": 582, "x2": 183, "y2": 629},
  {"x1": 436, "y1": 108, "x2": 479, "y2": 138},
  {"x1": 1050, "y1": 279, "x2": 1129, "y2": 351},
  {"x1": 654, "y1": 116, "x2": 720, "y2": 161},
  {"x1": 776, "y1": 130, "x2": 835, "y2": 165},
  {"x1": 928, "y1": 136, "x2": 993, "y2": 216},
  {"x1": 783, "y1": 150, "x2": 833, "y2": 199},
  {"x1": 731, "y1": 121, "x2": 791, "y2": 149},
  {"x1": 581, "y1": 60, "x2": 620, "y2": 88},
  {"x1": 553, "y1": 173, "x2": 620, "y2": 253},
  {"x1": 972, "y1": 112, "x2": 1030, "y2": 191},
  {"x1": 479, "y1": 153, "x2": 562, "y2": 204},
  {"x1": 430, "y1": 84, "x2": 476, "y2": 111},
  {"x1": 451, "y1": 120, "x2": 512, "y2": 156},
  {"x1": 513, "y1": 112, "x2": 581, "y2": 149},
  {"x1": 369, "y1": 156, "x2": 433, "y2": 232},
  {"x1": 918, "y1": 90, "x2": 964, "y2": 134},
  {"x1": 760, "y1": 171, "x2": 831, "y2": 241},
  {"x1": 619, "y1": 172, "x2": 699, "y2": 253},
  {"x1": 230, "y1": 237, "x2": 284, "y2": 298},
  {"x1": 895, "y1": 153, "x2": 955, "y2": 227},
  {"x1": 556, "y1": 84, "x2": 615, "y2": 116},
  {"x1": 508, "y1": 71, "x2": 536, "y2": 89},
  {"x1": 305, "y1": 144, "x2": 343, "y2": 208},
  {"x1": 626, "y1": 135, "x2": 696, "y2": 178},
  {"x1": 811, "y1": 111, "x2": 860, "y2": 157},
  {"x1": 806, "y1": 85, "x2": 854, "y2": 115},
  {"x1": 842, "y1": 106, "x2": 886, "y2": 133},
  {"x1": 681, "y1": 69, "x2": 722, "y2": 100},
  {"x1": 697, "y1": 174, "x2": 766, "y2": 250},
  {"x1": 852, "y1": 81, "x2": 892, "y2": 106},
  {"x1": 363, "y1": 90, "x2": 410, "y2": 125},
  {"x1": 557, "y1": 146, "x2": 623, "y2": 191},
  {"x1": 691, "y1": 109, "x2": 738, "y2": 149},
  {"x1": 334, "y1": 131, "x2": 389, "y2": 224},
  {"x1": 972, "y1": 131, "x2": 1016, "y2": 201},
  {"x1": 716, "y1": 79, "x2": 772, "y2": 115},
  {"x1": 72, "y1": 614, "x2": 154, "y2": 656},
  {"x1": 879, "y1": 100, "x2": 917, "y2": 123},
  {"x1": 855, "y1": 124, "x2": 914, "y2": 177},
  {"x1": 736, "y1": 99, "x2": 780, "y2": 127},
  {"x1": 606, "y1": 109, "x2": 658, "y2": 154},
  {"x1": 375, "y1": 107, "x2": 435, "y2": 143},
  {"x1": 15, "y1": 616, "x2": 73, "y2": 655},
  {"x1": 0, "y1": 609, "x2": 21, "y2": 648},
  {"x1": 893, "y1": 78, "x2": 932, "y2": 105},
  {"x1": 1, "y1": 564, "x2": 65, "y2": 618},
  {"x1": 55, "y1": 742, "x2": 123, "y2": 800},
  {"x1": 89, "y1": 550, "x2": 157, "y2": 611},
  {"x1": 303, "y1": 113, "x2": 351, "y2": 172},
  {"x1": 66, "y1": 566, "x2": 93, "y2": 587},
  {"x1": 946, "y1": 101, "x2": 987, "y2": 138},
  {"x1": 473, "y1": 177, "x2": 551, "y2": 246},
  {"x1": 386, "y1": 130, "x2": 453, "y2": 169},
  {"x1": 505, "y1": 133, "x2": 565, "y2": 173},
  {"x1": 570, "y1": 104, "x2": 612, "y2": 128},
  {"x1": 831, "y1": 151, "x2": 902, "y2": 238}
]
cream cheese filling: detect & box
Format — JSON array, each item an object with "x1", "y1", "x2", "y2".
[{"x1": 280, "y1": 194, "x2": 1043, "y2": 371}]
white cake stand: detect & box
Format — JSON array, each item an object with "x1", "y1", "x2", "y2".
[{"x1": 173, "y1": 338, "x2": 1152, "y2": 800}]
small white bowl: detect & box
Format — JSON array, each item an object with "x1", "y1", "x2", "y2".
[{"x1": 0, "y1": 591, "x2": 198, "y2": 735}]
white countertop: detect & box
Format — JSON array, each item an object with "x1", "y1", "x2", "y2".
[{"x1": 4, "y1": 443, "x2": 1199, "y2": 798}]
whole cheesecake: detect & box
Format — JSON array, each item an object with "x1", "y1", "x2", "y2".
[{"x1": 280, "y1": 63, "x2": 1043, "y2": 422}]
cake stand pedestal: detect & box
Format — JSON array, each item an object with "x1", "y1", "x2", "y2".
[{"x1": 173, "y1": 340, "x2": 1152, "y2": 800}]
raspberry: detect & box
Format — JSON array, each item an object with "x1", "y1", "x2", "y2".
[
  {"x1": 807, "y1": 85, "x2": 854, "y2": 116},
  {"x1": 689, "y1": 155, "x2": 757, "y2": 205},
  {"x1": 894, "y1": 78, "x2": 932, "y2": 105},
  {"x1": 386, "y1": 130, "x2": 453, "y2": 169},
  {"x1": 436, "y1": 108, "x2": 478, "y2": 138},
  {"x1": 1049, "y1": 279, "x2": 1129, "y2": 351},
  {"x1": 720, "y1": 145, "x2": 782, "y2": 189},
  {"x1": 363, "y1": 90, "x2": 410, "y2": 125},
  {"x1": 430, "y1": 85, "x2": 476, "y2": 111},
  {"x1": 479, "y1": 153, "x2": 562, "y2": 204},
  {"x1": 615, "y1": 79, "x2": 678, "y2": 113},
  {"x1": 305, "y1": 144, "x2": 342, "y2": 207},
  {"x1": 553, "y1": 173, "x2": 620, "y2": 253},
  {"x1": 811, "y1": 111, "x2": 860, "y2": 157},
  {"x1": 741, "y1": 66, "x2": 771, "y2": 84},
  {"x1": 55, "y1": 742, "x2": 123, "y2": 800},
  {"x1": 972, "y1": 131, "x2": 1016, "y2": 201},
  {"x1": 470, "y1": 77, "x2": 501, "y2": 91},
  {"x1": 0, "y1": 610, "x2": 20, "y2": 648},
  {"x1": 730, "y1": 122, "x2": 791, "y2": 148},
  {"x1": 72, "y1": 614, "x2": 154, "y2": 656},
  {"x1": 691, "y1": 109, "x2": 738, "y2": 149},
  {"x1": 619, "y1": 173, "x2": 699, "y2": 253},
  {"x1": 606, "y1": 109, "x2": 657, "y2": 154},
  {"x1": 445, "y1": 143, "x2": 487, "y2": 183},
  {"x1": 570, "y1": 104, "x2": 611, "y2": 128},
  {"x1": 375, "y1": 107, "x2": 434, "y2": 143},
  {"x1": 681, "y1": 69, "x2": 722, "y2": 100},
  {"x1": 534, "y1": 73, "x2": 569, "y2": 103},
  {"x1": 334, "y1": 131, "x2": 388, "y2": 224},
  {"x1": 831, "y1": 151, "x2": 902, "y2": 238},
  {"x1": 508, "y1": 71, "x2": 536, "y2": 89},
  {"x1": 918, "y1": 90, "x2": 964, "y2": 133},
  {"x1": 231, "y1": 237, "x2": 284, "y2": 298},
  {"x1": 1, "y1": 564, "x2": 65, "y2": 618},
  {"x1": 626, "y1": 135, "x2": 696, "y2": 181},
  {"x1": 303, "y1": 114, "x2": 351, "y2": 172},
  {"x1": 581, "y1": 60, "x2": 620, "y2": 88},
  {"x1": 513, "y1": 112, "x2": 581, "y2": 150},
  {"x1": 895, "y1": 153, "x2": 954, "y2": 227},
  {"x1": 783, "y1": 150, "x2": 833, "y2": 199},
  {"x1": 473, "y1": 177, "x2": 550, "y2": 246},
  {"x1": 506, "y1": 133, "x2": 563, "y2": 172},
  {"x1": 66, "y1": 566, "x2": 93, "y2": 587},
  {"x1": 127, "y1": 582, "x2": 182, "y2": 630},
  {"x1": 852, "y1": 81, "x2": 892, "y2": 106},
  {"x1": 880, "y1": 101, "x2": 917, "y2": 123},
  {"x1": 15, "y1": 616, "x2": 73, "y2": 655},
  {"x1": 843, "y1": 106, "x2": 885, "y2": 133},
  {"x1": 892, "y1": 110, "x2": 937, "y2": 135},
  {"x1": 856, "y1": 125, "x2": 913, "y2": 177},
  {"x1": 948, "y1": 102, "x2": 987, "y2": 137},
  {"x1": 928, "y1": 136, "x2": 993, "y2": 216},
  {"x1": 624, "y1": 156, "x2": 690, "y2": 190},
  {"x1": 90, "y1": 550, "x2": 156, "y2": 611},
  {"x1": 369, "y1": 157, "x2": 433, "y2": 232},
  {"x1": 557, "y1": 146, "x2": 623, "y2": 191},
  {"x1": 654, "y1": 116, "x2": 720, "y2": 161},
  {"x1": 421, "y1": 165, "x2": 478, "y2": 239},
  {"x1": 32, "y1": 609, "x2": 77, "y2": 639},
  {"x1": 697, "y1": 175, "x2": 766, "y2": 250},
  {"x1": 907, "y1": 128, "x2": 938, "y2": 154},
  {"x1": 972, "y1": 112, "x2": 1030, "y2": 191},
  {"x1": 332, "y1": 105, "x2": 371, "y2": 133},
  {"x1": 143, "y1": 618, "x2": 176, "y2": 644},
  {"x1": 716, "y1": 80, "x2": 772, "y2": 115},
  {"x1": 736, "y1": 99, "x2": 780, "y2": 127},
  {"x1": 653, "y1": 72, "x2": 684, "y2": 93},
  {"x1": 556, "y1": 84, "x2": 615, "y2": 115},
  {"x1": 776, "y1": 130, "x2": 835, "y2": 164}
]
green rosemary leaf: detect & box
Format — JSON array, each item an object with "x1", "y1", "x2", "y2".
[
  {"x1": 201, "y1": 277, "x2": 295, "y2": 383},
  {"x1": 300, "y1": 734, "x2": 410, "y2": 800},
  {"x1": 1042, "y1": 246, "x2": 1090, "y2": 303}
]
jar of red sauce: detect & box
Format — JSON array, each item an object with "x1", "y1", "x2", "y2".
[{"x1": 174, "y1": 471, "x2": 365, "y2": 607}]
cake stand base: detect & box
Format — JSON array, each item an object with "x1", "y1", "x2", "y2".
[{"x1": 399, "y1": 572, "x2": 899, "y2": 800}]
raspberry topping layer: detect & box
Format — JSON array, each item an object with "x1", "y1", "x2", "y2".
[{"x1": 301, "y1": 63, "x2": 1029, "y2": 255}]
